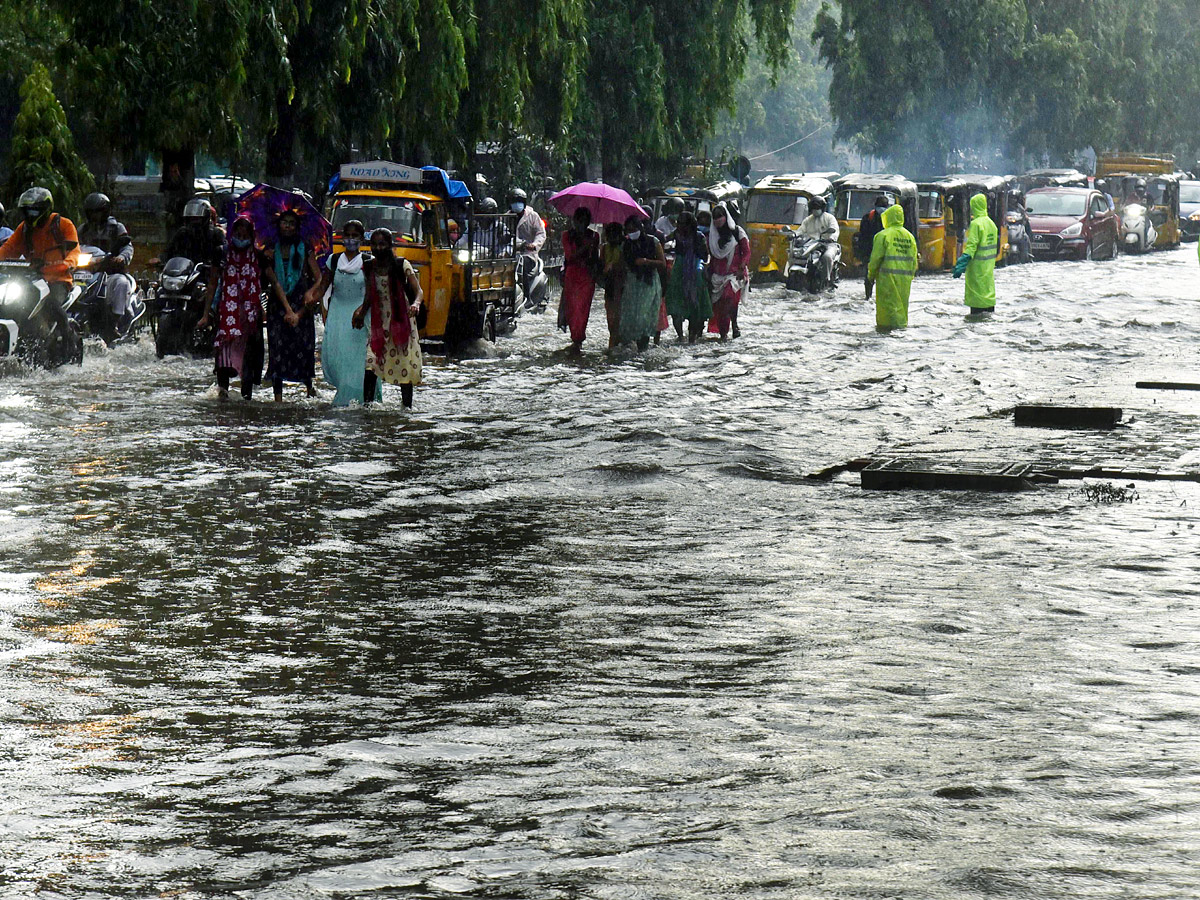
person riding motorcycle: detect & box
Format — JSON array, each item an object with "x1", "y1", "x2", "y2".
[
  {"x1": 1005, "y1": 190, "x2": 1032, "y2": 263},
  {"x1": 0, "y1": 202, "x2": 11, "y2": 243},
  {"x1": 78, "y1": 192, "x2": 137, "y2": 336},
  {"x1": 797, "y1": 196, "x2": 841, "y2": 285},
  {"x1": 655, "y1": 198, "x2": 683, "y2": 243},
  {"x1": 471, "y1": 197, "x2": 508, "y2": 257},
  {"x1": 509, "y1": 188, "x2": 546, "y2": 302},
  {"x1": 157, "y1": 198, "x2": 225, "y2": 269},
  {"x1": 0, "y1": 187, "x2": 82, "y2": 360}
]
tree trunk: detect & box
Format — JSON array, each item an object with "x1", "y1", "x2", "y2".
[{"x1": 266, "y1": 90, "x2": 297, "y2": 183}]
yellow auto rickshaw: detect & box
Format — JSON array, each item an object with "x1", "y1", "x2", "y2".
[
  {"x1": 328, "y1": 160, "x2": 517, "y2": 346},
  {"x1": 744, "y1": 174, "x2": 835, "y2": 280},
  {"x1": 1095, "y1": 154, "x2": 1182, "y2": 250},
  {"x1": 832, "y1": 174, "x2": 919, "y2": 270}
]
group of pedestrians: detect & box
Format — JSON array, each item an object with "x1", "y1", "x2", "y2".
[
  {"x1": 187, "y1": 207, "x2": 422, "y2": 406},
  {"x1": 555, "y1": 201, "x2": 751, "y2": 352}
]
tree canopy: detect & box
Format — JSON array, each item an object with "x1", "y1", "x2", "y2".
[{"x1": 814, "y1": 0, "x2": 1200, "y2": 173}]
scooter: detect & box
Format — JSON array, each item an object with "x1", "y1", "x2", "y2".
[
  {"x1": 516, "y1": 252, "x2": 549, "y2": 313},
  {"x1": 1121, "y1": 204, "x2": 1158, "y2": 253},
  {"x1": 785, "y1": 234, "x2": 842, "y2": 293},
  {"x1": 0, "y1": 261, "x2": 84, "y2": 368},
  {"x1": 1004, "y1": 212, "x2": 1032, "y2": 265},
  {"x1": 152, "y1": 257, "x2": 213, "y2": 358},
  {"x1": 72, "y1": 246, "x2": 147, "y2": 345}
]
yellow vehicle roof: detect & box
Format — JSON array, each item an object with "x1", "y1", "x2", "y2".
[{"x1": 333, "y1": 187, "x2": 443, "y2": 204}]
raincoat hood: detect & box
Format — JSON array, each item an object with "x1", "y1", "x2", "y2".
[
  {"x1": 881, "y1": 204, "x2": 905, "y2": 228},
  {"x1": 970, "y1": 193, "x2": 989, "y2": 219}
]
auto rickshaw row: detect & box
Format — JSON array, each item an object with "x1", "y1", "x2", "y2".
[{"x1": 734, "y1": 154, "x2": 1186, "y2": 280}]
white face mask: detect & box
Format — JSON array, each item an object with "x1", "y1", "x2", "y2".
[{"x1": 627, "y1": 230, "x2": 642, "y2": 241}]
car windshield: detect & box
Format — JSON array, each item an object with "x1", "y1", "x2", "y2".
[
  {"x1": 1026, "y1": 193, "x2": 1086, "y2": 217},
  {"x1": 746, "y1": 193, "x2": 806, "y2": 225},
  {"x1": 332, "y1": 198, "x2": 426, "y2": 244},
  {"x1": 835, "y1": 189, "x2": 894, "y2": 220},
  {"x1": 919, "y1": 191, "x2": 943, "y2": 218},
  {"x1": 1180, "y1": 184, "x2": 1200, "y2": 203}
]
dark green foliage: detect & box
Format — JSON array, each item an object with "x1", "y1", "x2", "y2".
[{"x1": 5, "y1": 63, "x2": 93, "y2": 215}]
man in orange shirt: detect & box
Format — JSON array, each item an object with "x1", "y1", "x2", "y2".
[{"x1": 0, "y1": 187, "x2": 81, "y2": 356}]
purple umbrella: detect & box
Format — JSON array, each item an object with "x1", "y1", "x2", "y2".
[
  {"x1": 234, "y1": 183, "x2": 333, "y2": 263},
  {"x1": 548, "y1": 182, "x2": 649, "y2": 225}
]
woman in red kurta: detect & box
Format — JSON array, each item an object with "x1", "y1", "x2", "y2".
[{"x1": 559, "y1": 207, "x2": 599, "y2": 349}]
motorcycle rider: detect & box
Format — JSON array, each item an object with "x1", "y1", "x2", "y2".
[
  {"x1": 655, "y1": 198, "x2": 683, "y2": 243},
  {"x1": 953, "y1": 193, "x2": 998, "y2": 316},
  {"x1": 856, "y1": 195, "x2": 889, "y2": 298},
  {"x1": 79, "y1": 192, "x2": 136, "y2": 340},
  {"x1": 1006, "y1": 190, "x2": 1032, "y2": 263},
  {"x1": 0, "y1": 202, "x2": 11, "y2": 243},
  {"x1": 472, "y1": 197, "x2": 507, "y2": 257},
  {"x1": 0, "y1": 187, "x2": 82, "y2": 361},
  {"x1": 797, "y1": 196, "x2": 841, "y2": 286},
  {"x1": 509, "y1": 188, "x2": 546, "y2": 303},
  {"x1": 156, "y1": 198, "x2": 225, "y2": 269}
]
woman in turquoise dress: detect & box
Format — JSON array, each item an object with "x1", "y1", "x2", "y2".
[
  {"x1": 306, "y1": 220, "x2": 380, "y2": 405},
  {"x1": 618, "y1": 214, "x2": 666, "y2": 350}
]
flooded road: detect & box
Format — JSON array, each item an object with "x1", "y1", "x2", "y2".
[{"x1": 1, "y1": 246, "x2": 1199, "y2": 899}]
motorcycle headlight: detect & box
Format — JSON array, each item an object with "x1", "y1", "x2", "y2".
[
  {"x1": 1060, "y1": 221, "x2": 1083, "y2": 238},
  {"x1": 76, "y1": 252, "x2": 92, "y2": 268},
  {"x1": 162, "y1": 276, "x2": 185, "y2": 291},
  {"x1": 0, "y1": 281, "x2": 25, "y2": 303},
  {"x1": 454, "y1": 249, "x2": 470, "y2": 264}
]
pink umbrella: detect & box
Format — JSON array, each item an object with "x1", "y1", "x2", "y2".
[{"x1": 548, "y1": 182, "x2": 649, "y2": 225}]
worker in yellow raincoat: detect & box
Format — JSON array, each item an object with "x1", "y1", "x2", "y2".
[
  {"x1": 866, "y1": 203, "x2": 918, "y2": 329},
  {"x1": 953, "y1": 193, "x2": 997, "y2": 314}
]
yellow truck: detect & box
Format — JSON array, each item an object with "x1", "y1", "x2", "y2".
[{"x1": 328, "y1": 161, "x2": 518, "y2": 346}]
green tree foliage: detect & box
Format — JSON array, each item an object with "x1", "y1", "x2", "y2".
[
  {"x1": 707, "y1": 0, "x2": 831, "y2": 168},
  {"x1": 816, "y1": 0, "x2": 1200, "y2": 172},
  {"x1": 4, "y1": 63, "x2": 93, "y2": 214}
]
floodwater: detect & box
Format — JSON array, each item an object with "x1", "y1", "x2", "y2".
[{"x1": 1, "y1": 246, "x2": 1199, "y2": 899}]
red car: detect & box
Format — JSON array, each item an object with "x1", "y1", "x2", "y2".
[{"x1": 1026, "y1": 187, "x2": 1120, "y2": 260}]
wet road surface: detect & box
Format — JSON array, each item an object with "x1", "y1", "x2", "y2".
[{"x1": 1, "y1": 246, "x2": 1199, "y2": 898}]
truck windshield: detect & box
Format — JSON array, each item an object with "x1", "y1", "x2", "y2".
[
  {"x1": 332, "y1": 198, "x2": 426, "y2": 245},
  {"x1": 746, "y1": 193, "x2": 806, "y2": 225},
  {"x1": 1026, "y1": 193, "x2": 1086, "y2": 217}
]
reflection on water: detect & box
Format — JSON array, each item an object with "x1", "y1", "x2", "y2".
[{"x1": 0, "y1": 249, "x2": 1199, "y2": 897}]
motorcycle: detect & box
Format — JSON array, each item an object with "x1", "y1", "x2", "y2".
[
  {"x1": 152, "y1": 257, "x2": 213, "y2": 358},
  {"x1": 0, "y1": 261, "x2": 84, "y2": 368},
  {"x1": 72, "y1": 246, "x2": 147, "y2": 345},
  {"x1": 785, "y1": 233, "x2": 842, "y2": 293},
  {"x1": 1004, "y1": 212, "x2": 1032, "y2": 264},
  {"x1": 1121, "y1": 203, "x2": 1158, "y2": 253}
]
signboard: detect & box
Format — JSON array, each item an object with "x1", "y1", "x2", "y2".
[{"x1": 339, "y1": 160, "x2": 423, "y2": 186}]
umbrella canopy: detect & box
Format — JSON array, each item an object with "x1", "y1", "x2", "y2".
[
  {"x1": 234, "y1": 184, "x2": 333, "y2": 262},
  {"x1": 548, "y1": 182, "x2": 648, "y2": 225}
]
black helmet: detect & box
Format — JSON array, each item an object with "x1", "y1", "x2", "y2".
[
  {"x1": 478, "y1": 197, "x2": 498, "y2": 214},
  {"x1": 874, "y1": 195, "x2": 888, "y2": 209},
  {"x1": 83, "y1": 192, "x2": 111, "y2": 216},
  {"x1": 810, "y1": 196, "x2": 826, "y2": 212},
  {"x1": 664, "y1": 197, "x2": 684, "y2": 215},
  {"x1": 1135, "y1": 178, "x2": 1147, "y2": 190},
  {"x1": 182, "y1": 198, "x2": 213, "y2": 222},
  {"x1": 508, "y1": 188, "x2": 528, "y2": 204},
  {"x1": 18, "y1": 187, "x2": 53, "y2": 224}
]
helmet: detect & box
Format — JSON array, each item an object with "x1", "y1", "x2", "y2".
[
  {"x1": 874, "y1": 195, "x2": 888, "y2": 209},
  {"x1": 478, "y1": 197, "x2": 498, "y2": 214},
  {"x1": 508, "y1": 188, "x2": 528, "y2": 203},
  {"x1": 664, "y1": 197, "x2": 684, "y2": 215},
  {"x1": 1135, "y1": 178, "x2": 1147, "y2": 191},
  {"x1": 17, "y1": 187, "x2": 53, "y2": 224},
  {"x1": 810, "y1": 196, "x2": 826, "y2": 212},
  {"x1": 83, "y1": 192, "x2": 111, "y2": 216},
  {"x1": 182, "y1": 198, "x2": 213, "y2": 222}
]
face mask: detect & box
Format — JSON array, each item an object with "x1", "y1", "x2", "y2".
[
  {"x1": 343, "y1": 238, "x2": 361, "y2": 253},
  {"x1": 511, "y1": 203, "x2": 525, "y2": 214},
  {"x1": 373, "y1": 245, "x2": 393, "y2": 258},
  {"x1": 626, "y1": 230, "x2": 642, "y2": 241},
  {"x1": 232, "y1": 237, "x2": 251, "y2": 249}
]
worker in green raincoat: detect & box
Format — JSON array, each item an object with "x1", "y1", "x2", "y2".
[
  {"x1": 953, "y1": 193, "x2": 998, "y2": 314},
  {"x1": 866, "y1": 204, "x2": 918, "y2": 329}
]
